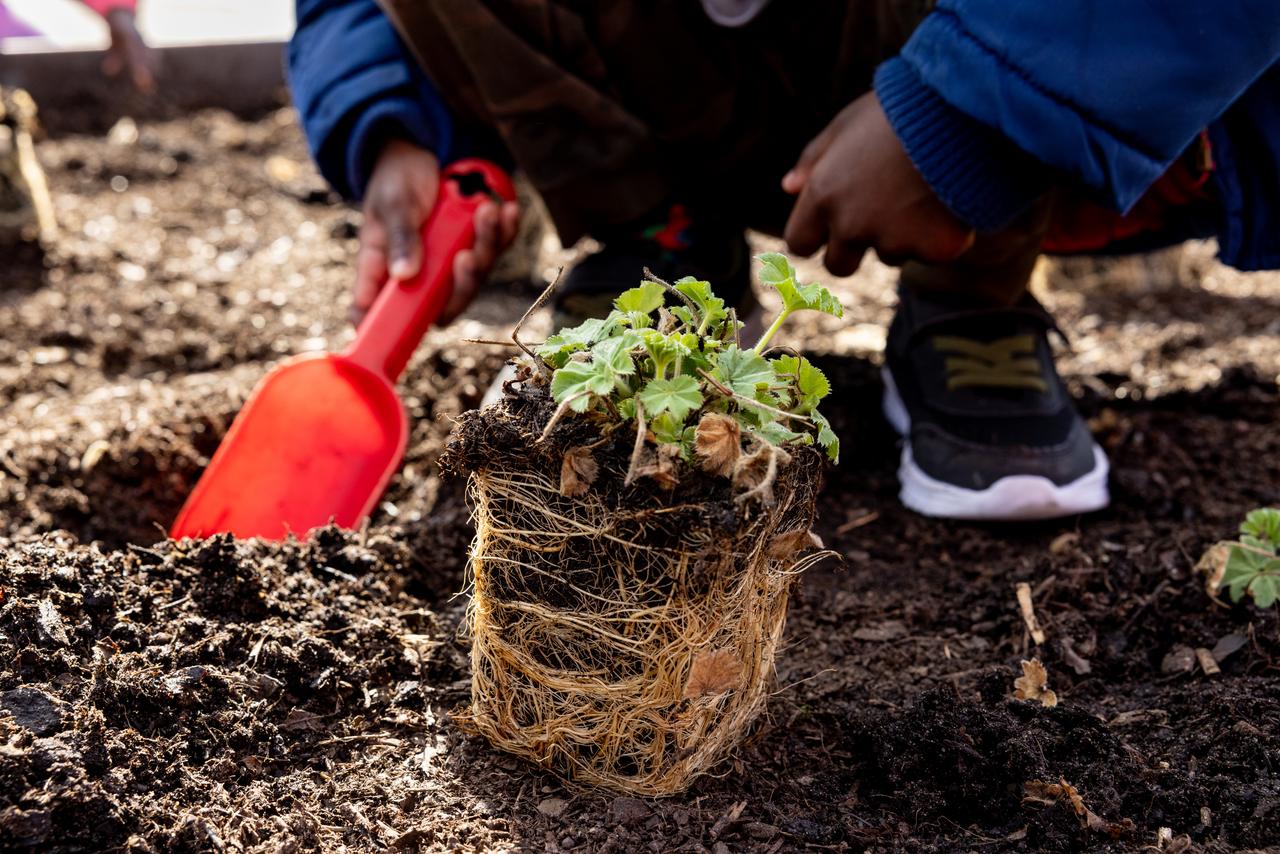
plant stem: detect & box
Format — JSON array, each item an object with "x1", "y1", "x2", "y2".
[{"x1": 753, "y1": 309, "x2": 791, "y2": 353}]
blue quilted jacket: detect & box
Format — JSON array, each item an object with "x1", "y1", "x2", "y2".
[{"x1": 289, "y1": 0, "x2": 1280, "y2": 270}]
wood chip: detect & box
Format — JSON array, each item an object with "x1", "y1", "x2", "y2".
[
  {"x1": 37, "y1": 599, "x2": 69, "y2": 646},
  {"x1": 1211, "y1": 632, "x2": 1247, "y2": 662},
  {"x1": 709, "y1": 799, "x2": 748, "y2": 841},
  {"x1": 1049, "y1": 532, "x2": 1079, "y2": 554},
  {"x1": 1194, "y1": 647, "x2": 1220, "y2": 676},
  {"x1": 1015, "y1": 582, "x2": 1046, "y2": 645}
]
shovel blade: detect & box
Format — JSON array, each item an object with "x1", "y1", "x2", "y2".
[{"x1": 170, "y1": 353, "x2": 406, "y2": 540}]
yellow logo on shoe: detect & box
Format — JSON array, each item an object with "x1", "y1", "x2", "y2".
[{"x1": 933, "y1": 335, "x2": 1048, "y2": 392}]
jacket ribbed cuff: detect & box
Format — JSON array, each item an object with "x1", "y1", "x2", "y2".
[{"x1": 875, "y1": 57, "x2": 1049, "y2": 233}]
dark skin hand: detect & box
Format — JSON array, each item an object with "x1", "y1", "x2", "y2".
[
  {"x1": 354, "y1": 138, "x2": 520, "y2": 326},
  {"x1": 783, "y1": 92, "x2": 977, "y2": 275},
  {"x1": 102, "y1": 9, "x2": 157, "y2": 94}
]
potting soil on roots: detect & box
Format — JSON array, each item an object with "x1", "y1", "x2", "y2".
[{"x1": 441, "y1": 392, "x2": 826, "y2": 795}]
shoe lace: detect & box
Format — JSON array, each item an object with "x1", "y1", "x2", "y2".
[{"x1": 932, "y1": 334, "x2": 1048, "y2": 392}]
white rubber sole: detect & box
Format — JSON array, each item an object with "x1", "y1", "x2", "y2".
[{"x1": 882, "y1": 368, "x2": 1110, "y2": 521}]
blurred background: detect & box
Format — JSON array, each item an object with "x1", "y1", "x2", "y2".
[{"x1": 1, "y1": 0, "x2": 291, "y2": 48}]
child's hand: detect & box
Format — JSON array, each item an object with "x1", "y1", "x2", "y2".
[
  {"x1": 782, "y1": 92, "x2": 975, "y2": 275},
  {"x1": 355, "y1": 139, "x2": 519, "y2": 326},
  {"x1": 102, "y1": 9, "x2": 156, "y2": 94}
]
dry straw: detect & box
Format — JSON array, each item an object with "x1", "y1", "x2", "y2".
[{"x1": 450, "y1": 411, "x2": 824, "y2": 795}]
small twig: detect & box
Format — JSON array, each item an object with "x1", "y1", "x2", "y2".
[
  {"x1": 624, "y1": 400, "x2": 647, "y2": 486},
  {"x1": 728, "y1": 307, "x2": 741, "y2": 348},
  {"x1": 461, "y1": 338, "x2": 526, "y2": 348},
  {"x1": 1015, "y1": 581, "x2": 1047, "y2": 645},
  {"x1": 538, "y1": 391, "x2": 590, "y2": 442},
  {"x1": 511, "y1": 268, "x2": 561, "y2": 378},
  {"x1": 642, "y1": 267, "x2": 700, "y2": 325},
  {"x1": 696, "y1": 368, "x2": 814, "y2": 424}
]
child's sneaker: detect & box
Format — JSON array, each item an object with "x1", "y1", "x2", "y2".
[{"x1": 882, "y1": 286, "x2": 1109, "y2": 520}]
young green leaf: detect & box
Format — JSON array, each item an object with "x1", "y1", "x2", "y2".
[
  {"x1": 550, "y1": 359, "x2": 615, "y2": 412},
  {"x1": 711, "y1": 345, "x2": 774, "y2": 397},
  {"x1": 813, "y1": 411, "x2": 840, "y2": 462},
  {"x1": 773, "y1": 355, "x2": 831, "y2": 414},
  {"x1": 638, "y1": 375, "x2": 704, "y2": 423},
  {"x1": 614, "y1": 281, "x2": 666, "y2": 314},
  {"x1": 756, "y1": 252, "x2": 843, "y2": 319},
  {"x1": 1250, "y1": 565, "x2": 1280, "y2": 608},
  {"x1": 1241, "y1": 507, "x2": 1280, "y2": 550},
  {"x1": 673, "y1": 277, "x2": 728, "y2": 332},
  {"x1": 613, "y1": 281, "x2": 666, "y2": 328},
  {"x1": 592, "y1": 331, "x2": 640, "y2": 376},
  {"x1": 537, "y1": 315, "x2": 619, "y2": 367}
]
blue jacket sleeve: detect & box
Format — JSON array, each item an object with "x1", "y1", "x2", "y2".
[
  {"x1": 288, "y1": 0, "x2": 454, "y2": 200},
  {"x1": 875, "y1": 1, "x2": 1280, "y2": 231}
]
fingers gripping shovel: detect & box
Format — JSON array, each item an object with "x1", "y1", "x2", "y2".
[{"x1": 171, "y1": 159, "x2": 516, "y2": 540}]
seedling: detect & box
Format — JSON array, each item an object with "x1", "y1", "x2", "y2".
[
  {"x1": 442, "y1": 252, "x2": 838, "y2": 794},
  {"x1": 535, "y1": 253, "x2": 842, "y2": 485},
  {"x1": 1199, "y1": 507, "x2": 1280, "y2": 608}
]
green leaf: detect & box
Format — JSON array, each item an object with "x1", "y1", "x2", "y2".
[
  {"x1": 617, "y1": 398, "x2": 637, "y2": 420},
  {"x1": 673, "y1": 277, "x2": 728, "y2": 331},
  {"x1": 773, "y1": 355, "x2": 831, "y2": 414},
  {"x1": 1222, "y1": 544, "x2": 1273, "y2": 602},
  {"x1": 550, "y1": 359, "x2": 614, "y2": 412},
  {"x1": 711, "y1": 345, "x2": 774, "y2": 397},
  {"x1": 756, "y1": 252, "x2": 844, "y2": 319},
  {"x1": 813, "y1": 411, "x2": 840, "y2": 462},
  {"x1": 637, "y1": 376, "x2": 704, "y2": 423},
  {"x1": 641, "y1": 329, "x2": 694, "y2": 371},
  {"x1": 1249, "y1": 564, "x2": 1280, "y2": 608},
  {"x1": 614, "y1": 281, "x2": 666, "y2": 314},
  {"x1": 750, "y1": 420, "x2": 807, "y2": 446},
  {"x1": 1241, "y1": 508, "x2": 1280, "y2": 550},
  {"x1": 537, "y1": 315, "x2": 619, "y2": 367},
  {"x1": 592, "y1": 331, "x2": 640, "y2": 376}
]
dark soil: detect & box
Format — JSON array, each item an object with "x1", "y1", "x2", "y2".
[{"x1": 1, "y1": 110, "x2": 1278, "y2": 853}]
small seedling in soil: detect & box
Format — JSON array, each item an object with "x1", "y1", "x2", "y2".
[
  {"x1": 535, "y1": 252, "x2": 842, "y2": 486},
  {"x1": 1198, "y1": 507, "x2": 1280, "y2": 608},
  {"x1": 441, "y1": 254, "x2": 840, "y2": 794}
]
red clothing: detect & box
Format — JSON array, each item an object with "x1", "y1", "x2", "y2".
[{"x1": 80, "y1": 0, "x2": 138, "y2": 16}]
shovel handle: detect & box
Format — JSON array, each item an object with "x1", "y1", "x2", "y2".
[{"x1": 343, "y1": 159, "x2": 516, "y2": 382}]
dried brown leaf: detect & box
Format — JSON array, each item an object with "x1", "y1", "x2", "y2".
[
  {"x1": 1195, "y1": 542, "x2": 1231, "y2": 594},
  {"x1": 1013, "y1": 658, "x2": 1058, "y2": 707},
  {"x1": 684, "y1": 648, "x2": 742, "y2": 699},
  {"x1": 768, "y1": 528, "x2": 819, "y2": 561},
  {"x1": 1024, "y1": 779, "x2": 1133, "y2": 839},
  {"x1": 559, "y1": 446, "x2": 598, "y2": 497},
  {"x1": 636, "y1": 444, "x2": 680, "y2": 489},
  {"x1": 695, "y1": 413, "x2": 741, "y2": 477}
]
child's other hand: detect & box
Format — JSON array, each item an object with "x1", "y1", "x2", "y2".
[
  {"x1": 102, "y1": 9, "x2": 156, "y2": 94},
  {"x1": 355, "y1": 140, "x2": 519, "y2": 326},
  {"x1": 782, "y1": 92, "x2": 975, "y2": 276}
]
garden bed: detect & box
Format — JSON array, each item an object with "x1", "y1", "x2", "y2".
[{"x1": 1, "y1": 108, "x2": 1278, "y2": 852}]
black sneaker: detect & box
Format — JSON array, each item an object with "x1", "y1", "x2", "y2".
[
  {"x1": 882, "y1": 286, "x2": 1109, "y2": 520},
  {"x1": 552, "y1": 204, "x2": 757, "y2": 330}
]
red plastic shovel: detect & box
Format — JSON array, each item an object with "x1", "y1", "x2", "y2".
[{"x1": 170, "y1": 159, "x2": 515, "y2": 540}]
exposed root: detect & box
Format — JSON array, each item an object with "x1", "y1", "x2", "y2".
[{"x1": 447, "y1": 398, "x2": 822, "y2": 796}]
